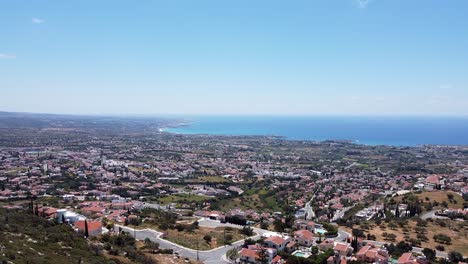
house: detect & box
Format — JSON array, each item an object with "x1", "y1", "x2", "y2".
[
  {"x1": 285, "y1": 241, "x2": 298, "y2": 253},
  {"x1": 240, "y1": 248, "x2": 259, "y2": 263},
  {"x1": 239, "y1": 247, "x2": 278, "y2": 264},
  {"x1": 357, "y1": 245, "x2": 389, "y2": 264},
  {"x1": 74, "y1": 220, "x2": 105, "y2": 237},
  {"x1": 327, "y1": 255, "x2": 348, "y2": 264},
  {"x1": 333, "y1": 242, "x2": 353, "y2": 256},
  {"x1": 398, "y1": 252, "x2": 426, "y2": 264},
  {"x1": 105, "y1": 210, "x2": 127, "y2": 222},
  {"x1": 294, "y1": 230, "x2": 315, "y2": 246},
  {"x1": 272, "y1": 255, "x2": 284, "y2": 264},
  {"x1": 318, "y1": 239, "x2": 335, "y2": 252},
  {"x1": 81, "y1": 206, "x2": 106, "y2": 216},
  {"x1": 398, "y1": 253, "x2": 416, "y2": 264},
  {"x1": 294, "y1": 219, "x2": 319, "y2": 232},
  {"x1": 264, "y1": 236, "x2": 290, "y2": 251},
  {"x1": 38, "y1": 207, "x2": 58, "y2": 218}
]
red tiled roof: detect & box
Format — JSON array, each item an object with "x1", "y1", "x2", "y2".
[
  {"x1": 74, "y1": 220, "x2": 102, "y2": 233},
  {"x1": 295, "y1": 230, "x2": 314, "y2": 240},
  {"x1": 265, "y1": 236, "x2": 286, "y2": 245},
  {"x1": 334, "y1": 242, "x2": 350, "y2": 252},
  {"x1": 357, "y1": 245, "x2": 371, "y2": 256},
  {"x1": 272, "y1": 255, "x2": 282, "y2": 263},
  {"x1": 240, "y1": 248, "x2": 259, "y2": 259},
  {"x1": 398, "y1": 252, "x2": 415, "y2": 263},
  {"x1": 82, "y1": 206, "x2": 105, "y2": 213}
]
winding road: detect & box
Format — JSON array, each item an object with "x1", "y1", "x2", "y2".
[{"x1": 116, "y1": 218, "x2": 268, "y2": 263}]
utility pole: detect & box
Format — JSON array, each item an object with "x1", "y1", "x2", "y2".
[{"x1": 196, "y1": 238, "x2": 199, "y2": 261}]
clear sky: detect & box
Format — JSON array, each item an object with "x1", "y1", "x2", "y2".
[{"x1": 1, "y1": 0, "x2": 467, "y2": 116}]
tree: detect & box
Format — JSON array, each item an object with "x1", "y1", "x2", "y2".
[
  {"x1": 203, "y1": 235, "x2": 212, "y2": 244},
  {"x1": 435, "y1": 245, "x2": 445, "y2": 251},
  {"x1": 448, "y1": 251, "x2": 463, "y2": 263},
  {"x1": 84, "y1": 220, "x2": 89, "y2": 238},
  {"x1": 256, "y1": 247, "x2": 269, "y2": 264},
  {"x1": 226, "y1": 248, "x2": 240, "y2": 261},
  {"x1": 317, "y1": 232, "x2": 323, "y2": 243},
  {"x1": 351, "y1": 236, "x2": 359, "y2": 252},
  {"x1": 433, "y1": 234, "x2": 451, "y2": 244},
  {"x1": 224, "y1": 234, "x2": 234, "y2": 245},
  {"x1": 144, "y1": 238, "x2": 159, "y2": 254},
  {"x1": 352, "y1": 228, "x2": 365, "y2": 238},
  {"x1": 447, "y1": 193, "x2": 454, "y2": 201},
  {"x1": 273, "y1": 219, "x2": 285, "y2": 232},
  {"x1": 422, "y1": 248, "x2": 436, "y2": 261},
  {"x1": 241, "y1": 226, "x2": 254, "y2": 236},
  {"x1": 243, "y1": 238, "x2": 255, "y2": 247},
  {"x1": 386, "y1": 233, "x2": 397, "y2": 242}
]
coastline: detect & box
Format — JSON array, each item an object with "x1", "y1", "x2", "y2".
[{"x1": 158, "y1": 116, "x2": 468, "y2": 147}]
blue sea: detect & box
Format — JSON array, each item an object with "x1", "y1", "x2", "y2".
[{"x1": 164, "y1": 116, "x2": 468, "y2": 146}]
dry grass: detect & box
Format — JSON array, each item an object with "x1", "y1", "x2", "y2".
[
  {"x1": 163, "y1": 226, "x2": 245, "y2": 251},
  {"x1": 150, "y1": 254, "x2": 202, "y2": 264},
  {"x1": 351, "y1": 219, "x2": 468, "y2": 255},
  {"x1": 395, "y1": 191, "x2": 465, "y2": 209},
  {"x1": 102, "y1": 241, "x2": 203, "y2": 264}
]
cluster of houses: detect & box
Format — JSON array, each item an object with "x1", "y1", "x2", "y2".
[{"x1": 236, "y1": 218, "x2": 433, "y2": 264}]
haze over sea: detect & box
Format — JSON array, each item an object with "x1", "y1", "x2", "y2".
[{"x1": 165, "y1": 116, "x2": 468, "y2": 146}]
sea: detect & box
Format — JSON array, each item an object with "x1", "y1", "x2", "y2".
[{"x1": 164, "y1": 116, "x2": 468, "y2": 146}]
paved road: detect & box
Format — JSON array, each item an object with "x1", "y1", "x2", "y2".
[
  {"x1": 335, "y1": 229, "x2": 351, "y2": 242},
  {"x1": 116, "y1": 219, "x2": 264, "y2": 264},
  {"x1": 331, "y1": 205, "x2": 355, "y2": 222},
  {"x1": 304, "y1": 192, "x2": 317, "y2": 220},
  {"x1": 420, "y1": 210, "x2": 448, "y2": 220}
]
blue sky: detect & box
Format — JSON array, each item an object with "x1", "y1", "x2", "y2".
[{"x1": 1, "y1": 0, "x2": 468, "y2": 116}]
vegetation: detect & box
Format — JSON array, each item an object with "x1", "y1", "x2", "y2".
[
  {"x1": 0, "y1": 208, "x2": 109, "y2": 264},
  {"x1": 281, "y1": 248, "x2": 334, "y2": 264},
  {"x1": 163, "y1": 226, "x2": 244, "y2": 250}
]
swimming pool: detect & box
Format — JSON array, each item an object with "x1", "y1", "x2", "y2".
[{"x1": 315, "y1": 228, "x2": 327, "y2": 235}]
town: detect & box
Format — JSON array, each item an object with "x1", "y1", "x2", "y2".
[{"x1": 0, "y1": 113, "x2": 467, "y2": 264}]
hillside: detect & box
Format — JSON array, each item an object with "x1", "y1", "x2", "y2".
[{"x1": 0, "y1": 208, "x2": 109, "y2": 264}]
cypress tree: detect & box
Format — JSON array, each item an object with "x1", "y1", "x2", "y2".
[{"x1": 84, "y1": 220, "x2": 89, "y2": 238}]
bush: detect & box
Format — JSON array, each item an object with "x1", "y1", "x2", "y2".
[
  {"x1": 435, "y1": 245, "x2": 445, "y2": 251},
  {"x1": 433, "y1": 234, "x2": 451, "y2": 244},
  {"x1": 448, "y1": 251, "x2": 463, "y2": 263},
  {"x1": 203, "y1": 234, "x2": 212, "y2": 243},
  {"x1": 159, "y1": 249, "x2": 173, "y2": 254},
  {"x1": 241, "y1": 226, "x2": 254, "y2": 236}
]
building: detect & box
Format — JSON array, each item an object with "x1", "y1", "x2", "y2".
[
  {"x1": 293, "y1": 230, "x2": 315, "y2": 247},
  {"x1": 356, "y1": 245, "x2": 389, "y2": 264},
  {"x1": 398, "y1": 252, "x2": 426, "y2": 264},
  {"x1": 74, "y1": 220, "x2": 106, "y2": 237},
  {"x1": 264, "y1": 236, "x2": 290, "y2": 251},
  {"x1": 333, "y1": 242, "x2": 353, "y2": 257}
]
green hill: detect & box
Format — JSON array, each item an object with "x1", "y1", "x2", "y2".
[{"x1": 0, "y1": 208, "x2": 110, "y2": 264}]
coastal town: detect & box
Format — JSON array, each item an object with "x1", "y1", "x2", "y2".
[{"x1": 0, "y1": 112, "x2": 467, "y2": 264}]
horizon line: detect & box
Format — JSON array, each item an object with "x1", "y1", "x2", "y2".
[{"x1": 1, "y1": 110, "x2": 468, "y2": 119}]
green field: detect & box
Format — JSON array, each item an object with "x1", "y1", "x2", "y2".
[{"x1": 158, "y1": 193, "x2": 212, "y2": 205}]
